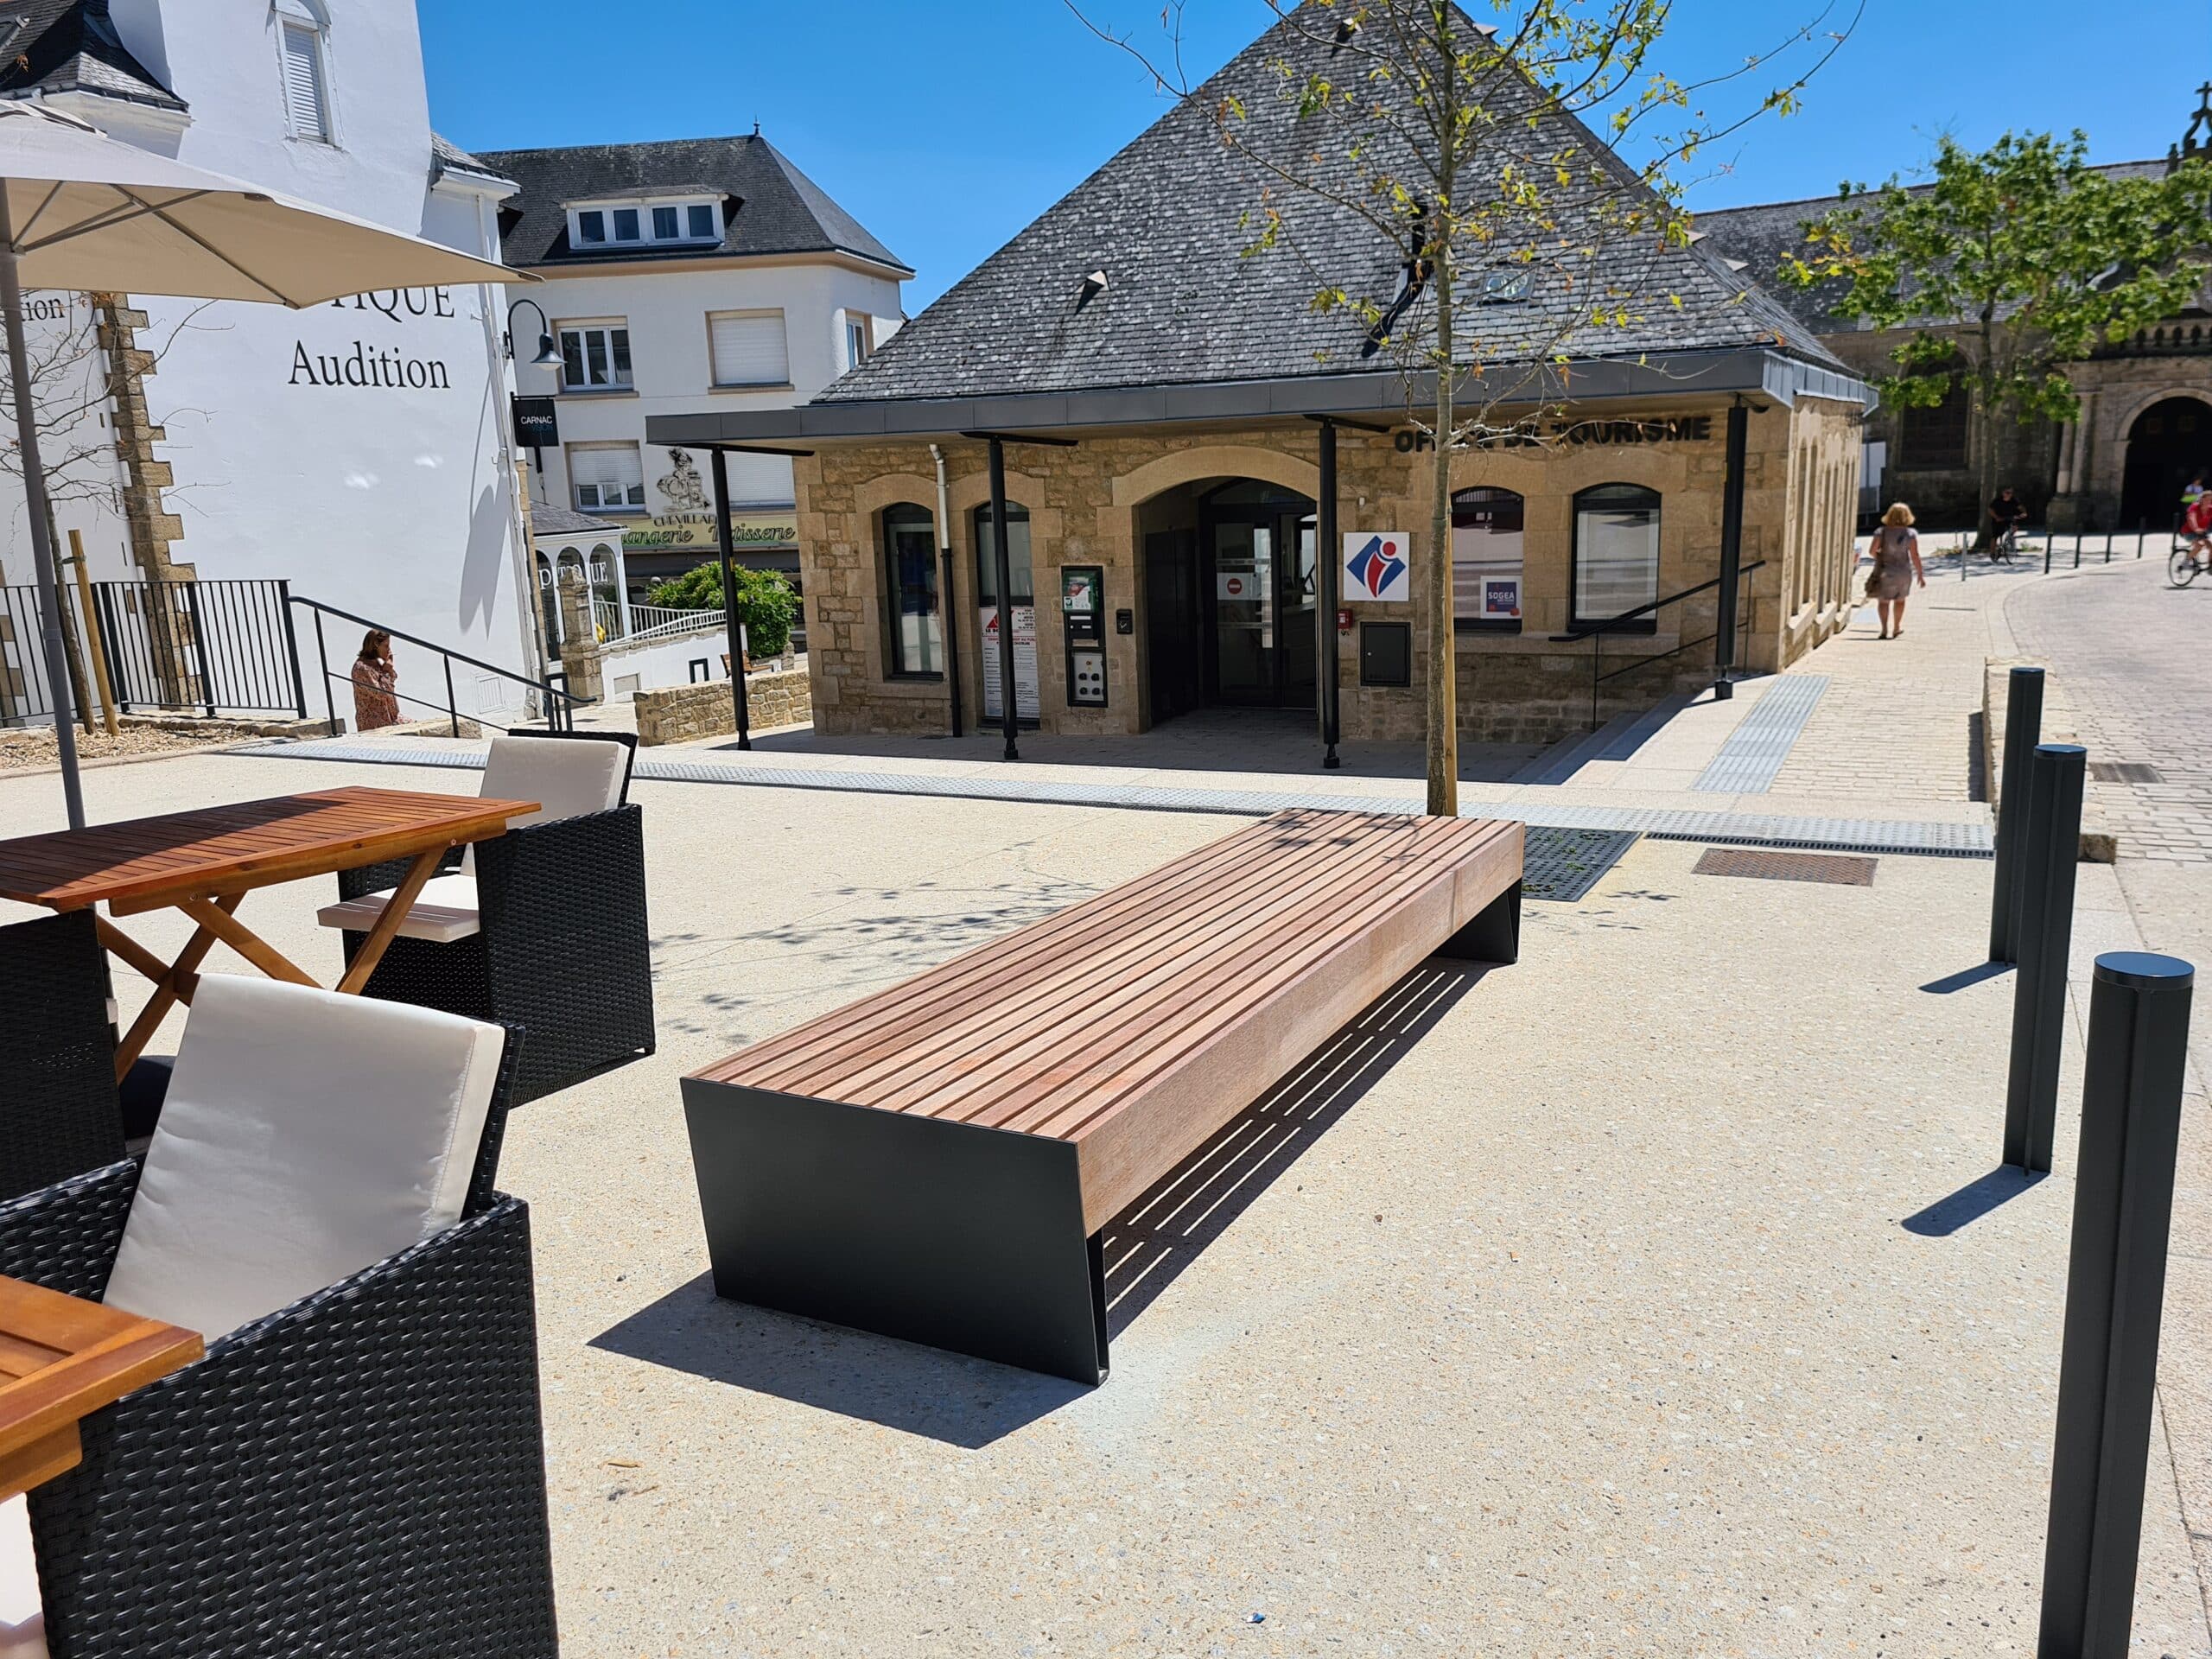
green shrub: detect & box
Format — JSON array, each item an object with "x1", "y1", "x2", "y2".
[{"x1": 645, "y1": 563, "x2": 799, "y2": 658}]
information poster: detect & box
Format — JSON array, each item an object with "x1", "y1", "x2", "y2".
[{"x1": 979, "y1": 605, "x2": 1039, "y2": 721}]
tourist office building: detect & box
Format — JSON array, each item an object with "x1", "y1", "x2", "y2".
[{"x1": 652, "y1": 15, "x2": 1869, "y2": 752}]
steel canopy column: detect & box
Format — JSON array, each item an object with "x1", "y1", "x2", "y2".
[
  {"x1": 1318, "y1": 419, "x2": 1341, "y2": 768},
  {"x1": 1712, "y1": 400, "x2": 1749, "y2": 702},
  {"x1": 987, "y1": 437, "x2": 1020, "y2": 762},
  {"x1": 709, "y1": 447, "x2": 752, "y2": 750}
]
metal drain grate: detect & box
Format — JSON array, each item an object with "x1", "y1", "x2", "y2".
[
  {"x1": 1693, "y1": 847, "x2": 1877, "y2": 886},
  {"x1": 1522, "y1": 827, "x2": 1639, "y2": 902},
  {"x1": 2089, "y1": 761, "x2": 2164, "y2": 785}
]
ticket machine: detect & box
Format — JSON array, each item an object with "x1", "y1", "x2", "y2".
[{"x1": 1061, "y1": 565, "x2": 1107, "y2": 708}]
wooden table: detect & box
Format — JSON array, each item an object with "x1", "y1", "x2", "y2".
[
  {"x1": 0, "y1": 786, "x2": 537, "y2": 1077},
  {"x1": 0, "y1": 1272, "x2": 200, "y2": 1501}
]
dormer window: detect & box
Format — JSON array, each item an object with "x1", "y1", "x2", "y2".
[{"x1": 565, "y1": 196, "x2": 724, "y2": 253}]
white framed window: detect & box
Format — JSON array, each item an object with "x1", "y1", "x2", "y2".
[
  {"x1": 277, "y1": 16, "x2": 331, "y2": 143},
  {"x1": 564, "y1": 197, "x2": 722, "y2": 251},
  {"x1": 569, "y1": 443, "x2": 645, "y2": 513},
  {"x1": 557, "y1": 321, "x2": 632, "y2": 391},
  {"x1": 709, "y1": 310, "x2": 790, "y2": 387},
  {"x1": 844, "y1": 315, "x2": 871, "y2": 371}
]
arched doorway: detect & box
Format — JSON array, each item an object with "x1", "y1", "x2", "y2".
[
  {"x1": 1138, "y1": 476, "x2": 1317, "y2": 721},
  {"x1": 2120, "y1": 397, "x2": 2212, "y2": 528}
]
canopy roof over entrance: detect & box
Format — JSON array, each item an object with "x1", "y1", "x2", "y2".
[{"x1": 651, "y1": 3, "x2": 1863, "y2": 454}]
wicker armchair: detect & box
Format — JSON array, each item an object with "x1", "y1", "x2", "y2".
[
  {"x1": 323, "y1": 729, "x2": 653, "y2": 1104},
  {"x1": 0, "y1": 995, "x2": 554, "y2": 1659},
  {"x1": 0, "y1": 910, "x2": 123, "y2": 1204}
]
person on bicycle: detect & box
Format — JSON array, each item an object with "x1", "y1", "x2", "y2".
[
  {"x1": 1988, "y1": 488, "x2": 2029, "y2": 559},
  {"x1": 2185, "y1": 488, "x2": 2212, "y2": 569}
]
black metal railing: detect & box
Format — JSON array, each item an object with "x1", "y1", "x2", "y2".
[
  {"x1": 1550, "y1": 559, "x2": 1770, "y2": 734},
  {"x1": 289, "y1": 594, "x2": 591, "y2": 735},
  {"x1": 0, "y1": 577, "x2": 306, "y2": 728}
]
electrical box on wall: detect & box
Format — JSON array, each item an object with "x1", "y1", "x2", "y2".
[
  {"x1": 1359, "y1": 621, "x2": 1411, "y2": 687},
  {"x1": 1062, "y1": 565, "x2": 1108, "y2": 708}
]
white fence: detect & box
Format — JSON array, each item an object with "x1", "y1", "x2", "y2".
[{"x1": 588, "y1": 600, "x2": 721, "y2": 645}]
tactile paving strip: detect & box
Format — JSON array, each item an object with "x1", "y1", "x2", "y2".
[
  {"x1": 1692, "y1": 847, "x2": 1877, "y2": 886},
  {"x1": 240, "y1": 739, "x2": 1993, "y2": 859},
  {"x1": 1693, "y1": 676, "x2": 1829, "y2": 794}
]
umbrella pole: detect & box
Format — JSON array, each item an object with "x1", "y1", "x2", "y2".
[{"x1": 0, "y1": 206, "x2": 86, "y2": 829}]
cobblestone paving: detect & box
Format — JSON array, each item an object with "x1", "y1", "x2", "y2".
[{"x1": 2007, "y1": 562, "x2": 2212, "y2": 865}]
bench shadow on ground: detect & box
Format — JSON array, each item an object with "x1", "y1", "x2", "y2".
[{"x1": 588, "y1": 959, "x2": 1487, "y2": 1448}]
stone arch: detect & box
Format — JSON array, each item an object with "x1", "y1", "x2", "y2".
[{"x1": 1110, "y1": 444, "x2": 1319, "y2": 508}]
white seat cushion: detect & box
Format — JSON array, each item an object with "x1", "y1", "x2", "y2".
[
  {"x1": 103, "y1": 977, "x2": 505, "y2": 1342},
  {"x1": 461, "y1": 735, "x2": 626, "y2": 876},
  {"x1": 315, "y1": 871, "x2": 480, "y2": 942},
  {"x1": 0, "y1": 1497, "x2": 42, "y2": 1657}
]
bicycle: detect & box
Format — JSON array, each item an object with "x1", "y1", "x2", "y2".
[
  {"x1": 1990, "y1": 522, "x2": 2024, "y2": 563},
  {"x1": 2171, "y1": 537, "x2": 2208, "y2": 588}
]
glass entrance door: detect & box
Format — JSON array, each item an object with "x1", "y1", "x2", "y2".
[{"x1": 1211, "y1": 521, "x2": 1274, "y2": 703}]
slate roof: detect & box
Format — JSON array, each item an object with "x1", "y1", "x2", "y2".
[
  {"x1": 1694, "y1": 162, "x2": 2171, "y2": 335},
  {"x1": 431, "y1": 132, "x2": 513, "y2": 190},
  {"x1": 0, "y1": 0, "x2": 183, "y2": 112},
  {"x1": 475, "y1": 133, "x2": 909, "y2": 274},
  {"x1": 529, "y1": 504, "x2": 625, "y2": 539},
  {"x1": 817, "y1": 6, "x2": 1837, "y2": 408}
]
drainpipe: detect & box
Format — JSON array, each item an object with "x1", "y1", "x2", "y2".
[{"x1": 932, "y1": 442, "x2": 963, "y2": 738}]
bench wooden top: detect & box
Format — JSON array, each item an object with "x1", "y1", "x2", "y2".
[
  {"x1": 0, "y1": 1273, "x2": 201, "y2": 1501},
  {"x1": 698, "y1": 809, "x2": 1520, "y2": 1151},
  {"x1": 0, "y1": 786, "x2": 536, "y2": 914}
]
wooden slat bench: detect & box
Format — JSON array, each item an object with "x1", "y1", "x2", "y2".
[{"x1": 682, "y1": 808, "x2": 1522, "y2": 1382}]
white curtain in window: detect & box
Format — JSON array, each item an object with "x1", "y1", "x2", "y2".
[
  {"x1": 709, "y1": 313, "x2": 789, "y2": 386},
  {"x1": 1573, "y1": 488, "x2": 1661, "y2": 622},
  {"x1": 281, "y1": 22, "x2": 327, "y2": 139}
]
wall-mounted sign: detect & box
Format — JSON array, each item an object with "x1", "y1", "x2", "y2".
[
  {"x1": 511, "y1": 396, "x2": 558, "y2": 448},
  {"x1": 1394, "y1": 413, "x2": 1716, "y2": 452},
  {"x1": 620, "y1": 510, "x2": 798, "y2": 555},
  {"x1": 1343, "y1": 532, "x2": 1410, "y2": 603}
]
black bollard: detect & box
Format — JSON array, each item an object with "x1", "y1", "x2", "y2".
[
  {"x1": 2038, "y1": 951, "x2": 2195, "y2": 1659},
  {"x1": 2004, "y1": 744, "x2": 2086, "y2": 1173},
  {"x1": 1990, "y1": 666, "x2": 2047, "y2": 963}
]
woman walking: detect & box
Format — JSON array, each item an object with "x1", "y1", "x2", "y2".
[
  {"x1": 350, "y1": 628, "x2": 399, "y2": 731},
  {"x1": 1869, "y1": 503, "x2": 1926, "y2": 640}
]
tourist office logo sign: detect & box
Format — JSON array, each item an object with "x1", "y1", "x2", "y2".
[{"x1": 1344, "y1": 532, "x2": 1409, "y2": 603}]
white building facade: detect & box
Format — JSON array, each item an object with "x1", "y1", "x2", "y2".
[
  {"x1": 477, "y1": 134, "x2": 909, "y2": 629},
  {"x1": 0, "y1": 0, "x2": 537, "y2": 724}
]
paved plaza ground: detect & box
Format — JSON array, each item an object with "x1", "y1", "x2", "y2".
[{"x1": 4, "y1": 543, "x2": 2211, "y2": 1656}]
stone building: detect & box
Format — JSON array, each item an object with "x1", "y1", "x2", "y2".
[
  {"x1": 1699, "y1": 91, "x2": 2212, "y2": 533},
  {"x1": 651, "y1": 11, "x2": 1869, "y2": 752}
]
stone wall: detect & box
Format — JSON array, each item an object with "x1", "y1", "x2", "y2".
[
  {"x1": 791, "y1": 394, "x2": 1862, "y2": 748},
  {"x1": 634, "y1": 667, "x2": 810, "y2": 747}
]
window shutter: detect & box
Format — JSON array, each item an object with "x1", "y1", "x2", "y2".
[
  {"x1": 721, "y1": 450, "x2": 793, "y2": 505},
  {"x1": 572, "y1": 445, "x2": 644, "y2": 505},
  {"x1": 281, "y1": 23, "x2": 327, "y2": 140},
  {"x1": 709, "y1": 314, "x2": 789, "y2": 386}
]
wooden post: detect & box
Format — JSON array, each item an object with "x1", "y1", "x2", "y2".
[{"x1": 65, "y1": 531, "x2": 118, "y2": 735}]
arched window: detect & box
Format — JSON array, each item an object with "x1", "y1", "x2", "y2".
[
  {"x1": 1450, "y1": 486, "x2": 1524, "y2": 629},
  {"x1": 881, "y1": 504, "x2": 942, "y2": 677},
  {"x1": 1899, "y1": 381, "x2": 1968, "y2": 471},
  {"x1": 1572, "y1": 484, "x2": 1661, "y2": 629}
]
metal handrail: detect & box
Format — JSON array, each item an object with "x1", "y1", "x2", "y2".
[
  {"x1": 289, "y1": 593, "x2": 592, "y2": 736},
  {"x1": 1548, "y1": 559, "x2": 1770, "y2": 732}
]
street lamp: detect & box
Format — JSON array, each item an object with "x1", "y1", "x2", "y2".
[{"x1": 504, "y1": 296, "x2": 562, "y2": 367}]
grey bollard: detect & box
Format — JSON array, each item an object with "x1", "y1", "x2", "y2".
[
  {"x1": 2038, "y1": 952, "x2": 2195, "y2": 1659},
  {"x1": 2004, "y1": 744, "x2": 2086, "y2": 1173},
  {"x1": 1990, "y1": 665, "x2": 2047, "y2": 963}
]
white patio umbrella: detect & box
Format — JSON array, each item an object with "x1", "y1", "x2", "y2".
[{"x1": 0, "y1": 100, "x2": 528, "y2": 828}]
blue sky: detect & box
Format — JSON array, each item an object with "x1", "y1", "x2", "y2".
[{"x1": 420, "y1": 1, "x2": 2210, "y2": 310}]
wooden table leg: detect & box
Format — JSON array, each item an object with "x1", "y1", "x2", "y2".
[
  {"x1": 113, "y1": 895, "x2": 238, "y2": 1081},
  {"x1": 176, "y1": 894, "x2": 319, "y2": 988},
  {"x1": 93, "y1": 915, "x2": 171, "y2": 986},
  {"x1": 336, "y1": 845, "x2": 447, "y2": 995}
]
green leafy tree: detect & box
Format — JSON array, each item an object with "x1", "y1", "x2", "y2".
[
  {"x1": 1073, "y1": 0, "x2": 1848, "y2": 815},
  {"x1": 645, "y1": 563, "x2": 801, "y2": 658},
  {"x1": 1786, "y1": 131, "x2": 2212, "y2": 542}
]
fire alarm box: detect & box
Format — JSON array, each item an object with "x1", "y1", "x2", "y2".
[
  {"x1": 1337, "y1": 607, "x2": 1354, "y2": 634},
  {"x1": 1061, "y1": 565, "x2": 1107, "y2": 708}
]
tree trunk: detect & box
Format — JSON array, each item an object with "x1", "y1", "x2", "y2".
[{"x1": 1974, "y1": 314, "x2": 1998, "y2": 551}]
